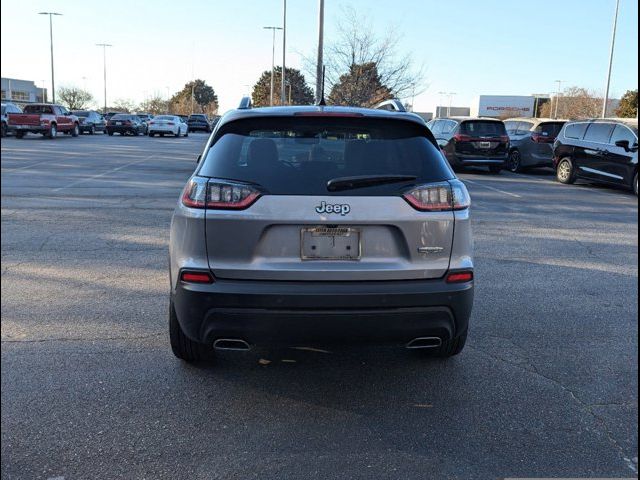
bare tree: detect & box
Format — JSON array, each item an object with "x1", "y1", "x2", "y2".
[
  {"x1": 138, "y1": 96, "x2": 169, "y2": 115},
  {"x1": 57, "y1": 86, "x2": 93, "y2": 110},
  {"x1": 539, "y1": 86, "x2": 602, "y2": 119},
  {"x1": 306, "y1": 7, "x2": 425, "y2": 106},
  {"x1": 109, "y1": 98, "x2": 137, "y2": 113}
]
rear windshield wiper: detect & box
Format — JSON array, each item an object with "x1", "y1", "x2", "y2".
[{"x1": 327, "y1": 175, "x2": 417, "y2": 192}]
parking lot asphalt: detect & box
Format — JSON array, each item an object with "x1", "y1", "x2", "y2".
[{"x1": 1, "y1": 133, "x2": 638, "y2": 479}]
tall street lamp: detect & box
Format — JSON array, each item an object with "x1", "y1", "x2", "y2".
[
  {"x1": 602, "y1": 0, "x2": 620, "y2": 118},
  {"x1": 38, "y1": 12, "x2": 62, "y2": 104},
  {"x1": 315, "y1": 0, "x2": 325, "y2": 104},
  {"x1": 281, "y1": 0, "x2": 287, "y2": 105},
  {"x1": 263, "y1": 26, "x2": 283, "y2": 106},
  {"x1": 96, "y1": 43, "x2": 112, "y2": 113},
  {"x1": 554, "y1": 80, "x2": 563, "y2": 119}
]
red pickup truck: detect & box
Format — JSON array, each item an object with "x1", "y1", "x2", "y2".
[{"x1": 7, "y1": 103, "x2": 80, "y2": 139}]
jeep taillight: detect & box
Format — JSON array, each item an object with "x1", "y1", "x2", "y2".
[
  {"x1": 181, "y1": 177, "x2": 261, "y2": 210},
  {"x1": 403, "y1": 179, "x2": 470, "y2": 212}
]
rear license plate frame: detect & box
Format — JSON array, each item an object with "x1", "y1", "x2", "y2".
[{"x1": 300, "y1": 226, "x2": 361, "y2": 261}]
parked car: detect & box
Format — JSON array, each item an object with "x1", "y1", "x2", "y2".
[
  {"x1": 168, "y1": 104, "x2": 474, "y2": 363},
  {"x1": 426, "y1": 117, "x2": 509, "y2": 173},
  {"x1": 503, "y1": 118, "x2": 566, "y2": 172},
  {"x1": 7, "y1": 103, "x2": 80, "y2": 139},
  {"x1": 72, "y1": 110, "x2": 107, "y2": 134},
  {"x1": 148, "y1": 115, "x2": 188, "y2": 137},
  {"x1": 553, "y1": 118, "x2": 638, "y2": 196},
  {"x1": 135, "y1": 113, "x2": 153, "y2": 122},
  {"x1": 187, "y1": 114, "x2": 211, "y2": 133},
  {"x1": 178, "y1": 115, "x2": 190, "y2": 124},
  {"x1": 106, "y1": 114, "x2": 148, "y2": 136},
  {"x1": 104, "y1": 112, "x2": 124, "y2": 122},
  {"x1": 1, "y1": 102, "x2": 22, "y2": 137}
]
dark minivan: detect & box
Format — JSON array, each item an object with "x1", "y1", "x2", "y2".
[
  {"x1": 553, "y1": 118, "x2": 638, "y2": 195},
  {"x1": 504, "y1": 118, "x2": 566, "y2": 172},
  {"x1": 427, "y1": 117, "x2": 509, "y2": 173}
]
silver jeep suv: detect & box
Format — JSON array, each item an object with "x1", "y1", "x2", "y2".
[{"x1": 169, "y1": 104, "x2": 474, "y2": 362}]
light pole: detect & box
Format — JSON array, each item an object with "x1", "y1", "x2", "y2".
[
  {"x1": 96, "y1": 43, "x2": 112, "y2": 113},
  {"x1": 602, "y1": 0, "x2": 620, "y2": 118},
  {"x1": 263, "y1": 26, "x2": 283, "y2": 106},
  {"x1": 315, "y1": 0, "x2": 325, "y2": 104},
  {"x1": 41, "y1": 80, "x2": 46, "y2": 103},
  {"x1": 447, "y1": 92, "x2": 456, "y2": 117},
  {"x1": 438, "y1": 91, "x2": 446, "y2": 117},
  {"x1": 39, "y1": 12, "x2": 62, "y2": 104},
  {"x1": 554, "y1": 80, "x2": 563, "y2": 119},
  {"x1": 281, "y1": 0, "x2": 287, "y2": 105}
]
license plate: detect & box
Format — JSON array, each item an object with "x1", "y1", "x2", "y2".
[
  {"x1": 116, "y1": 121, "x2": 122, "y2": 125},
  {"x1": 301, "y1": 227, "x2": 361, "y2": 260},
  {"x1": 479, "y1": 141, "x2": 491, "y2": 149}
]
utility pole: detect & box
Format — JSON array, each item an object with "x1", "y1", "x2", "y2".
[
  {"x1": 447, "y1": 92, "x2": 456, "y2": 117},
  {"x1": 39, "y1": 12, "x2": 62, "y2": 104},
  {"x1": 96, "y1": 44, "x2": 112, "y2": 113},
  {"x1": 437, "y1": 91, "x2": 447, "y2": 117},
  {"x1": 602, "y1": 0, "x2": 620, "y2": 118},
  {"x1": 263, "y1": 26, "x2": 283, "y2": 106},
  {"x1": 281, "y1": 0, "x2": 287, "y2": 105},
  {"x1": 554, "y1": 80, "x2": 563, "y2": 119},
  {"x1": 191, "y1": 84, "x2": 195, "y2": 114},
  {"x1": 315, "y1": 0, "x2": 325, "y2": 104},
  {"x1": 41, "y1": 80, "x2": 46, "y2": 103}
]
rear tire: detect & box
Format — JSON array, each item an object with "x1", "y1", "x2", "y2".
[
  {"x1": 423, "y1": 332, "x2": 467, "y2": 358},
  {"x1": 107, "y1": 131, "x2": 113, "y2": 136},
  {"x1": 556, "y1": 157, "x2": 576, "y2": 184},
  {"x1": 15, "y1": 131, "x2": 25, "y2": 139},
  {"x1": 148, "y1": 132, "x2": 155, "y2": 137},
  {"x1": 169, "y1": 300, "x2": 209, "y2": 362},
  {"x1": 71, "y1": 123, "x2": 80, "y2": 137},
  {"x1": 1, "y1": 122, "x2": 6, "y2": 137},
  {"x1": 508, "y1": 150, "x2": 523, "y2": 173},
  {"x1": 633, "y1": 172, "x2": 638, "y2": 196},
  {"x1": 489, "y1": 165, "x2": 502, "y2": 174},
  {"x1": 48, "y1": 124, "x2": 57, "y2": 139}
]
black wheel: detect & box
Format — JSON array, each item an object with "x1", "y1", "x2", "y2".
[
  {"x1": 160, "y1": 133, "x2": 164, "y2": 137},
  {"x1": 508, "y1": 150, "x2": 523, "y2": 173},
  {"x1": 169, "y1": 300, "x2": 209, "y2": 362},
  {"x1": 424, "y1": 332, "x2": 467, "y2": 358},
  {"x1": 107, "y1": 131, "x2": 114, "y2": 136},
  {"x1": 15, "y1": 131, "x2": 25, "y2": 139},
  {"x1": 71, "y1": 123, "x2": 80, "y2": 137},
  {"x1": 556, "y1": 158, "x2": 576, "y2": 184},
  {"x1": 184, "y1": 130, "x2": 188, "y2": 137},
  {"x1": 48, "y1": 123, "x2": 57, "y2": 139},
  {"x1": 90, "y1": 125, "x2": 95, "y2": 135},
  {"x1": 148, "y1": 132, "x2": 154, "y2": 137},
  {"x1": 1, "y1": 122, "x2": 6, "y2": 137},
  {"x1": 633, "y1": 172, "x2": 638, "y2": 197},
  {"x1": 489, "y1": 165, "x2": 502, "y2": 174}
]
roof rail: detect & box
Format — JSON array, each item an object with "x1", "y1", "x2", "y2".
[
  {"x1": 374, "y1": 99, "x2": 406, "y2": 112},
  {"x1": 238, "y1": 96, "x2": 252, "y2": 109}
]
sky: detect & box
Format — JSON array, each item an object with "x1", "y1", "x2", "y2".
[{"x1": 1, "y1": 0, "x2": 638, "y2": 114}]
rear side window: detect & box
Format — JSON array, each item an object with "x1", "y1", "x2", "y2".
[
  {"x1": 198, "y1": 117, "x2": 454, "y2": 196},
  {"x1": 504, "y1": 121, "x2": 519, "y2": 134},
  {"x1": 610, "y1": 124, "x2": 638, "y2": 146},
  {"x1": 536, "y1": 122, "x2": 564, "y2": 138},
  {"x1": 584, "y1": 123, "x2": 614, "y2": 143},
  {"x1": 564, "y1": 122, "x2": 588, "y2": 139},
  {"x1": 23, "y1": 105, "x2": 53, "y2": 114},
  {"x1": 460, "y1": 121, "x2": 506, "y2": 136}
]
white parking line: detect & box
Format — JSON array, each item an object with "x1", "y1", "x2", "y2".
[
  {"x1": 52, "y1": 155, "x2": 155, "y2": 192},
  {"x1": 463, "y1": 179, "x2": 522, "y2": 198},
  {"x1": 2, "y1": 159, "x2": 52, "y2": 173}
]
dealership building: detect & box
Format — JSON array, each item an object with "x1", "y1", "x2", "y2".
[{"x1": 1, "y1": 77, "x2": 48, "y2": 105}]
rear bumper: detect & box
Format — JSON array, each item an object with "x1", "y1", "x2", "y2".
[
  {"x1": 10, "y1": 125, "x2": 47, "y2": 133},
  {"x1": 455, "y1": 156, "x2": 508, "y2": 167},
  {"x1": 172, "y1": 276, "x2": 474, "y2": 347}
]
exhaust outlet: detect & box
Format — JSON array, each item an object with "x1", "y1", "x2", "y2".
[
  {"x1": 406, "y1": 337, "x2": 442, "y2": 349},
  {"x1": 213, "y1": 338, "x2": 251, "y2": 351}
]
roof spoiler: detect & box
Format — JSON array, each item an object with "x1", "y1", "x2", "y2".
[
  {"x1": 374, "y1": 99, "x2": 406, "y2": 112},
  {"x1": 238, "y1": 96, "x2": 252, "y2": 109}
]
